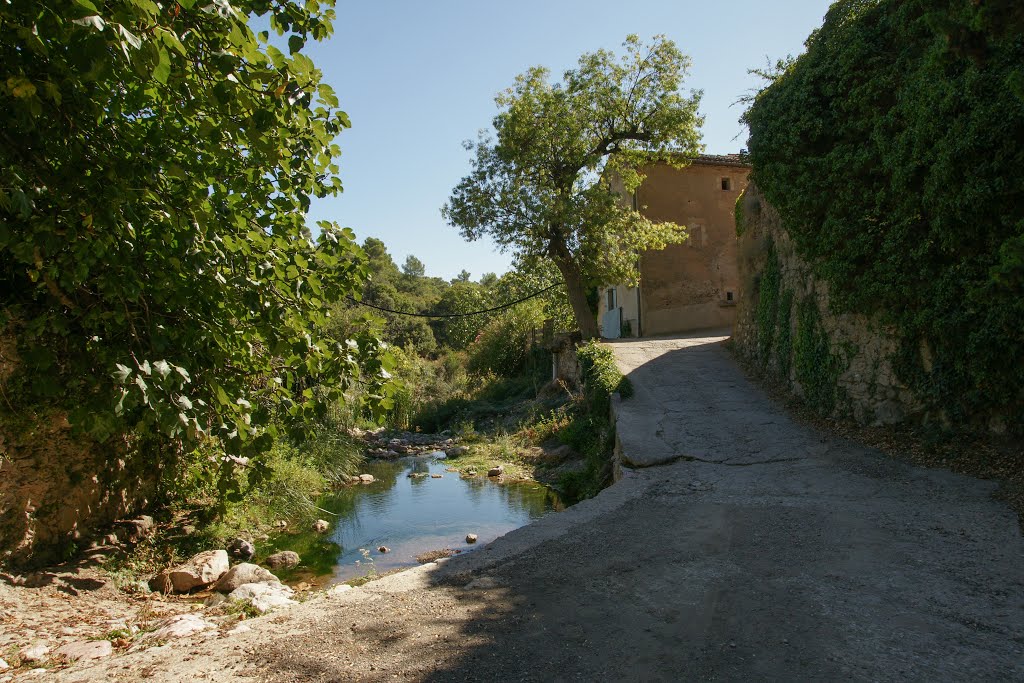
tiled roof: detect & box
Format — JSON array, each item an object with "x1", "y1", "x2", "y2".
[{"x1": 690, "y1": 153, "x2": 750, "y2": 168}]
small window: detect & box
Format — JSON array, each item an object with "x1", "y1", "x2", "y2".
[
  {"x1": 726, "y1": 291, "x2": 734, "y2": 302},
  {"x1": 606, "y1": 288, "x2": 617, "y2": 311},
  {"x1": 721, "y1": 177, "x2": 732, "y2": 191}
]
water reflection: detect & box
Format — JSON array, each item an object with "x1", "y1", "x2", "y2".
[{"x1": 264, "y1": 456, "x2": 563, "y2": 583}]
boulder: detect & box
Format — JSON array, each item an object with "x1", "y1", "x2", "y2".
[
  {"x1": 430, "y1": 474, "x2": 443, "y2": 479},
  {"x1": 114, "y1": 515, "x2": 155, "y2": 543},
  {"x1": 264, "y1": 551, "x2": 300, "y2": 569},
  {"x1": 18, "y1": 644, "x2": 49, "y2": 663},
  {"x1": 313, "y1": 519, "x2": 329, "y2": 533},
  {"x1": 148, "y1": 570, "x2": 172, "y2": 593},
  {"x1": 465, "y1": 533, "x2": 478, "y2": 544},
  {"x1": 358, "y1": 474, "x2": 375, "y2": 483},
  {"x1": 53, "y1": 640, "x2": 112, "y2": 663},
  {"x1": 0, "y1": 657, "x2": 8, "y2": 670},
  {"x1": 164, "y1": 550, "x2": 230, "y2": 593},
  {"x1": 227, "y1": 537, "x2": 256, "y2": 561},
  {"x1": 446, "y1": 446, "x2": 470, "y2": 457},
  {"x1": 487, "y1": 465, "x2": 504, "y2": 477},
  {"x1": 214, "y1": 563, "x2": 280, "y2": 593},
  {"x1": 228, "y1": 582, "x2": 296, "y2": 614}
]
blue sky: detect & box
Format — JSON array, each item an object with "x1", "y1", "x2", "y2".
[{"x1": 301, "y1": 0, "x2": 834, "y2": 280}]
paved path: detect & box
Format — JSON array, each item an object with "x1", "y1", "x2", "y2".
[{"x1": 61, "y1": 333, "x2": 1024, "y2": 682}]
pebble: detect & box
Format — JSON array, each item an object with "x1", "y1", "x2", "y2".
[
  {"x1": 377, "y1": 546, "x2": 390, "y2": 553},
  {"x1": 465, "y1": 534, "x2": 478, "y2": 544}
]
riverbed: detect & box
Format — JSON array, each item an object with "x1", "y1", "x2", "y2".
[{"x1": 263, "y1": 453, "x2": 564, "y2": 584}]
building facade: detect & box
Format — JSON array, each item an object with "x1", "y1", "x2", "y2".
[{"x1": 599, "y1": 154, "x2": 750, "y2": 338}]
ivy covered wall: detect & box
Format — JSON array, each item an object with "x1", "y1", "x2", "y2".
[{"x1": 739, "y1": 0, "x2": 1023, "y2": 435}]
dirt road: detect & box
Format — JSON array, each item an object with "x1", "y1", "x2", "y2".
[{"x1": 58, "y1": 333, "x2": 1024, "y2": 682}]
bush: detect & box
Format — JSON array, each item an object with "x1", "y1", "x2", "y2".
[{"x1": 466, "y1": 301, "x2": 548, "y2": 377}]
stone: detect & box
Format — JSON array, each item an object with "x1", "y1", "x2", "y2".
[
  {"x1": 487, "y1": 465, "x2": 504, "y2": 477},
  {"x1": 53, "y1": 640, "x2": 112, "y2": 663},
  {"x1": 465, "y1": 534, "x2": 478, "y2": 544},
  {"x1": 0, "y1": 658, "x2": 7, "y2": 671},
  {"x1": 204, "y1": 593, "x2": 227, "y2": 608},
  {"x1": 275, "y1": 520, "x2": 288, "y2": 528},
  {"x1": 446, "y1": 446, "x2": 469, "y2": 457},
  {"x1": 140, "y1": 614, "x2": 216, "y2": 644},
  {"x1": 227, "y1": 537, "x2": 256, "y2": 561},
  {"x1": 327, "y1": 584, "x2": 353, "y2": 597},
  {"x1": 313, "y1": 519, "x2": 330, "y2": 533},
  {"x1": 467, "y1": 470, "x2": 478, "y2": 476},
  {"x1": 165, "y1": 550, "x2": 229, "y2": 593},
  {"x1": 264, "y1": 551, "x2": 300, "y2": 569},
  {"x1": 214, "y1": 563, "x2": 280, "y2": 593},
  {"x1": 226, "y1": 623, "x2": 251, "y2": 636},
  {"x1": 377, "y1": 546, "x2": 390, "y2": 553},
  {"x1": 358, "y1": 474, "x2": 375, "y2": 483},
  {"x1": 228, "y1": 583, "x2": 296, "y2": 614},
  {"x1": 18, "y1": 644, "x2": 49, "y2": 664},
  {"x1": 117, "y1": 515, "x2": 155, "y2": 542},
  {"x1": 430, "y1": 474, "x2": 443, "y2": 479}
]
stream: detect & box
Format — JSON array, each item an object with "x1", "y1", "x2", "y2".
[{"x1": 262, "y1": 453, "x2": 564, "y2": 584}]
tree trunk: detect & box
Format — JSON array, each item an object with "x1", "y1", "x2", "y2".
[{"x1": 554, "y1": 256, "x2": 599, "y2": 340}]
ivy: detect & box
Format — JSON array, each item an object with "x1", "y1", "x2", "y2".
[
  {"x1": 776, "y1": 288, "x2": 794, "y2": 381},
  {"x1": 744, "y1": 0, "x2": 1024, "y2": 432},
  {"x1": 794, "y1": 298, "x2": 840, "y2": 415},
  {"x1": 756, "y1": 243, "x2": 781, "y2": 364}
]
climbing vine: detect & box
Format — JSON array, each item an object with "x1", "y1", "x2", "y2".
[
  {"x1": 744, "y1": 0, "x2": 1024, "y2": 432},
  {"x1": 756, "y1": 243, "x2": 780, "y2": 365},
  {"x1": 776, "y1": 288, "x2": 794, "y2": 381},
  {"x1": 794, "y1": 298, "x2": 840, "y2": 415}
]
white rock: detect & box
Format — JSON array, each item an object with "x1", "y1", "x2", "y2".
[
  {"x1": 0, "y1": 658, "x2": 8, "y2": 671},
  {"x1": 166, "y1": 550, "x2": 230, "y2": 593},
  {"x1": 139, "y1": 614, "x2": 216, "y2": 645},
  {"x1": 226, "y1": 623, "x2": 252, "y2": 636},
  {"x1": 487, "y1": 465, "x2": 504, "y2": 477},
  {"x1": 228, "y1": 582, "x2": 296, "y2": 614},
  {"x1": 53, "y1": 640, "x2": 112, "y2": 663},
  {"x1": 18, "y1": 644, "x2": 49, "y2": 663},
  {"x1": 214, "y1": 563, "x2": 280, "y2": 593},
  {"x1": 465, "y1": 533, "x2": 478, "y2": 544},
  {"x1": 327, "y1": 584, "x2": 353, "y2": 597},
  {"x1": 313, "y1": 519, "x2": 329, "y2": 533},
  {"x1": 358, "y1": 474, "x2": 375, "y2": 483}
]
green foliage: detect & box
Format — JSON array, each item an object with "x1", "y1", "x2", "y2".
[
  {"x1": 466, "y1": 301, "x2": 547, "y2": 377},
  {"x1": 793, "y1": 298, "x2": 840, "y2": 415},
  {"x1": 576, "y1": 340, "x2": 633, "y2": 415},
  {"x1": 0, "y1": 0, "x2": 394, "y2": 487},
  {"x1": 744, "y1": 0, "x2": 1024, "y2": 431},
  {"x1": 444, "y1": 35, "x2": 703, "y2": 337},
  {"x1": 776, "y1": 288, "x2": 794, "y2": 381},
  {"x1": 734, "y1": 190, "x2": 746, "y2": 237},
  {"x1": 756, "y1": 244, "x2": 781, "y2": 363}
]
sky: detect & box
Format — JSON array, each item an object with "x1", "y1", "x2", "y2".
[{"x1": 300, "y1": 0, "x2": 834, "y2": 280}]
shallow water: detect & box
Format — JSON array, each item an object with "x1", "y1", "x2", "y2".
[{"x1": 264, "y1": 455, "x2": 564, "y2": 584}]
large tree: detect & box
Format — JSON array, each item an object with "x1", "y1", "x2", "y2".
[
  {"x1": 0, "y1": 0, "x2": 390, "y2": 468},
  {"x1": 444, "y1": 35, "x2": 704, "y2": 338}
]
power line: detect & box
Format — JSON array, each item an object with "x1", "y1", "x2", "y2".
[{"x1": 346, "y1": 283, "x2": 562, "y2": 319}]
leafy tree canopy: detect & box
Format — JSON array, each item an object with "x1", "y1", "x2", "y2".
[
  {"x1": 0, "y1": 0, "x2": 392, "y2": 473},
  {"x1": 401, "y1": 254, "x2": 426, "y2": 278},
  {"x1": 444, "y1": 35, "x2": 704, "y2": 338}
]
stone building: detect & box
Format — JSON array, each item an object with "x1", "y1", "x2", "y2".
[{"x1": 599, "y1": 154, "x2": 750, "y2": 338}]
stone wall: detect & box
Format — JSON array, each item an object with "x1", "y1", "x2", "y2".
[
  {"x1": 0, "y1": 337, "x2": 159, "y2": 567},
  {"x1": 733, "y1": 183, "x2": 920, "y2": 425}
]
